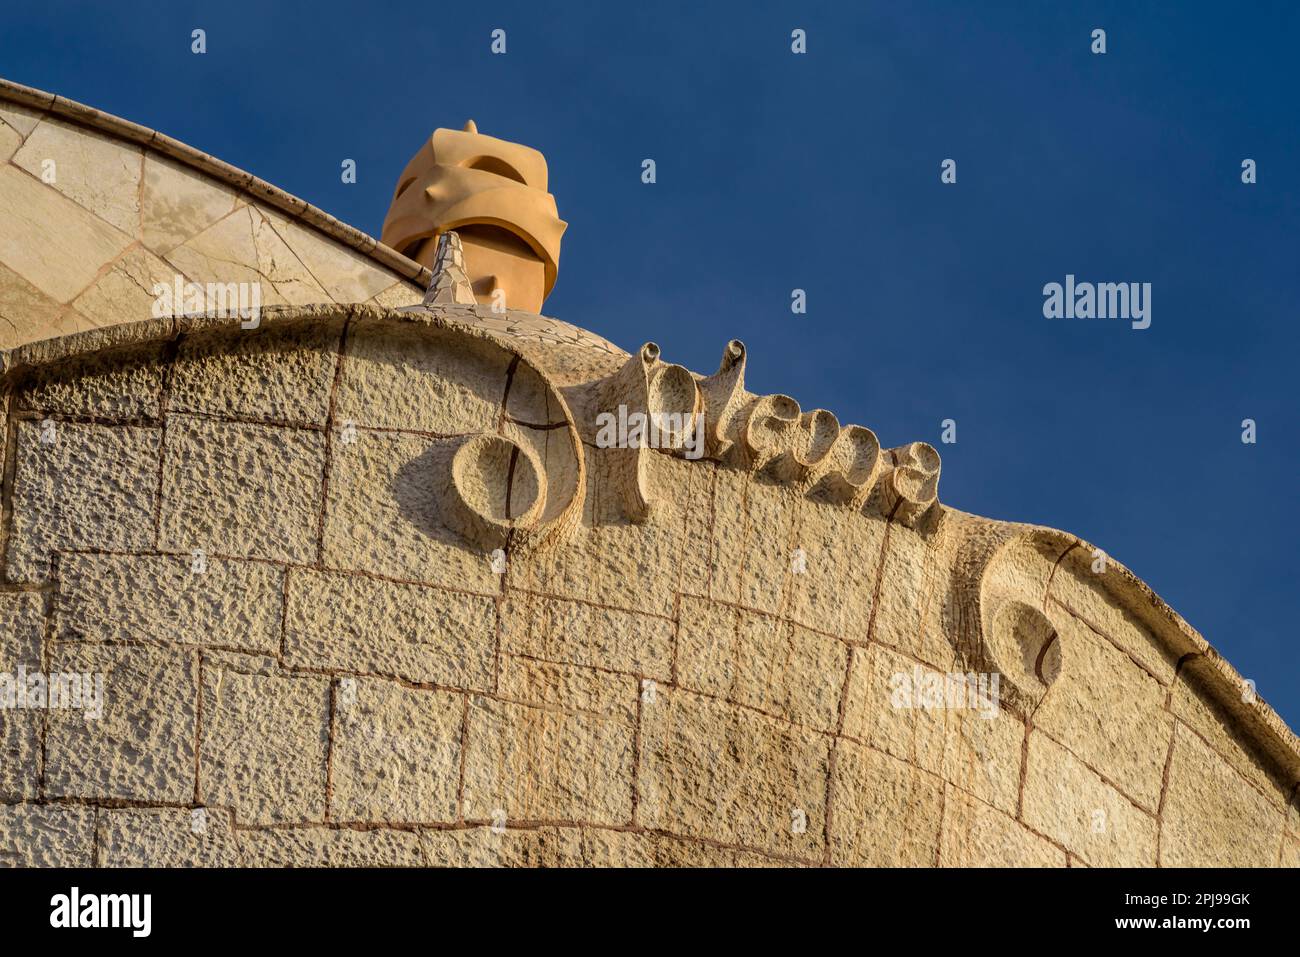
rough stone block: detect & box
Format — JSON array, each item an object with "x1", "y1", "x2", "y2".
[
  {"x1": 44, "y1": 644, "x2": 197, "y2": 803},
  {"x1": 871, "y1": 516, "x2": 955, "y2": 670},
  {"x1": 199, "y1": 667, "x2": 329, "y2": 825},
  {"x1": 641, "y1": 831, "x2": 785, "y2": 867},
  {"x1": 1032, "y1": 613, "x2": 1171, "y2": 811},
  {"x1": 828, "y1": 738, "x2": 944, "y2": 866},
  {"x1": 17, "y1": 342, "x2": 165, "y2": 419},
  {"x1": 169, "y1": 318, "x2": 342, "y2": 427},
  {"x1": 673, "y1": 461, "x2": 716, "y2": 598},
  {"x1": 1281, "y1": 837, "x2": 1300, "y2": 869},
  {"x1": 462, "y1": 693, "x2": 635, "y2": 826},
  {"x1": 0, "y1": 592, "x2": 44, "y2": 800},
  {"x1": 334, "y1": 320, "x2": 511, "y2": 434},
  {"x1": 284, "y1": 568, "x2": 495, "y2": 690},
  {"x1": 581, "y1": 452, "x2": 693, "y2": 618},
  {"x1": 580, "y1": 828, "x2": 792, "y2": 867},
  {"x1": 497, "y1": 655, "x2": 637, "y2": 722},
  {"x1": 199, "y1": 648, "x2": 280, "y2": 677},
  {"x1": 941, "y1": 696, "x2": 1024, "y2": 817},
  {"x1": 731, "y1": 475, "x2": 800, "y2": 616},
  {"x1": 568, "y1": 828, "x2": 653, "y2": 867},
  {"x1": 0, "y1": 804, "x2": 95, "y2": 867},
  {"x1": 787, "y1": 496, "x2": 887, "y2": 640},
  {"x1": 239, "y1": 826, "x2": 424, "y2": 866},
  {"x1": 676, "y1": 594, "x2": 846, "y2": 731},
  {"x1": 97, "y1": 806, "x2": 239, "y2": 867},
  {"x1": 841, "y1": 643, "x2": 1022, "y2": 814},
  {"x1": 500, "y1": 593, "x2": 672, "y2": 683},
  {"x1": 1170, "y1": 660, "x2": 1293, "y2": 805},
  {"x1": 703, "y1": 467, "x2": 746, "y2": 606},
  {"x1": 57, "y1": 551, "x2": 283, "y2": 654},
  {"x1": 1159, "y1": 728, "x2": 1284, "y2": 867},
  {"x1": 6, "y1": 419, "x2": 160, "y2": 583},
  {"x1": 939, "y1": 786, "x2": 1064, "y2": 867},
  {"x1": 159, "y1": 414, "x2": 325, "y2": 564},
  {"x1": 330, "y1": 677, "x2": 462, "y2": 824},
  {"x1": 420, "y1": 826, "x2": 583, "y2": 867},
  {"x1": 515, "y1": 450, "x2": 691, "y2": 620},
  {"x1": 1020, "y1": 731, "x2": 1157, "y2": 867},
  {"x1": 638, "y1": 687, "x2": 828, "y2": 859},
  {"x1": 1048, "y1": 561, "x2": 1179, "y2": 684},
  {"x1": 321, "y1": 428, "x2": 498, "y2": 593},
  {"x1": 419, "y1": 825, "x2": 790, "y2": 868}
]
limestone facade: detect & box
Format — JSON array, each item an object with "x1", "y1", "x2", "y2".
[{"x1": 1, "y1": 78, "x2": 1296, "y2": 868}]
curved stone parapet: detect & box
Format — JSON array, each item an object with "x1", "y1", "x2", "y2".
[{"x1": 1, "y1": 303, "x2": 1294, "y2": 869}]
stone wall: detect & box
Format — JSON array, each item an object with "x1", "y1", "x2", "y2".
[{"x1": 1, "y1": 304, "x2": 1296, "y2": 867}]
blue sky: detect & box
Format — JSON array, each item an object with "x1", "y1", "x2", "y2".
[{"x1": 4, "y1": 1, "x2": 1297, "y2": 726}]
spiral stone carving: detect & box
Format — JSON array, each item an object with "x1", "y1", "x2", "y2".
[
  {"x1": 444, "y1": 433, "x2": 546, "y2": 547},
  {"x1": 693, "y1": 338, "x2": 941, "y2": 524},
  {"x1": 396, "y1": 316, "x2": 590, "y2": 553},
  {"x1": 594, "y1": 342, "x2": 704, "y2": 523},
  {"x1": 880, "y1": 440, "x2": 942, "y2": 525},
  {"x1": 476, "y1": 331, "x2": 942, "y2": 533}
]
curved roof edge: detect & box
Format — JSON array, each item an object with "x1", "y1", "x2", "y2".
[
  {"x1": 0, "y1": 76, "x2": 433, "y2": 290},
  {"x1": 949, "y1": 511, "x2": 1300, "y2": 787},
  {"x1": 3, "y1": 304, "x2": 1298, "y2": 789}
]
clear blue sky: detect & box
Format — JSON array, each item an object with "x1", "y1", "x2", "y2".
[{"x1": 4, "y1": 1, "x2": 1297, "y2": 726}]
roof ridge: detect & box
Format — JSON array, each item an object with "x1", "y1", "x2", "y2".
[{"x1": 0, "y1": 75, "x2": 433, "y2": 291}]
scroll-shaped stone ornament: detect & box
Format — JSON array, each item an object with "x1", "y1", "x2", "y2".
[
  {"x1": 391, "y1": 317, "x2": 587, "y2": 553},
  {"x1": 881, "y1": 441, "x2": 942, "y2": 526},
  {"x1": 698, "y1": 339, "x2": 749, "y2": 460},
  {"x1": 585, "y1": 336, "x2": 939, "y2": 522},
  {"x1": 647, "y1": 358, "x2": 702, "y2": 455},
  {"x1": 948, "y1": 524, "x2": 1072, "y2": 718},
  {"x1": 600, "y1": 343, "x2": 658, "y2": 523},
  {"x1": 808, "y1": 424, "x2": 884, "y2": 508},
  {"x1": 741, "y1": 393, "x2": 802, "y2": 471},
  {"x1": 699, "y1": 343, "x2": 885, "y2": 508},
  {"x1": 595, "y1": 342, "x2": 702, "y2": 523},
  {"x1": 442, "y1": 433, "x2": 546, "y2": 548},
  {"x1": 740, "y1": 398, "x2": 886, "y2": 506},
  {"x1": 767, "y1": 408, "x2": 844, "y2": 484}
]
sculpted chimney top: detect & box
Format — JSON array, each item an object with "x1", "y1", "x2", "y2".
[{"x1": 381, "y1": 122, "x2": 566, "y2": 314}]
